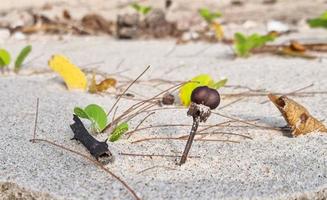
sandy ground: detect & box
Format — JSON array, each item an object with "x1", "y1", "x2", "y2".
[
  {"x1": 0, "y1": 35, "x2": 327, "y2": 199},
  {"x1": 0, "y1": 0, "x2": 327, "y2": 200}
]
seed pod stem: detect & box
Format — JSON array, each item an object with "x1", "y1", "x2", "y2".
[{"x1": 179, "y1": 116, "x2": 200, "y2": 165}]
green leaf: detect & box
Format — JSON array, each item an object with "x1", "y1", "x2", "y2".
[
  {"x1": 109, "y1": 122, "x2": 129, "y2": 142},
  {"x1": 234, "y1": 32, "x2": 275, "y2": 57},
  {"x1": 307, "y1": 11, "x2": 327, "y2": 29},
  {"x1": 84, "y1": 104, "x2": 107, "y2": 132},
  {"x1": 199, "y1": 8, "x2": 221, "y2": 23},
  {"x1": 0, "y1": 49, "x2": 11, "y2": 68},
  {"x1": 212, "y1": 78, "x2": 228, "y2": 89},
  {"x1": 15, "y1": 45, "x2": 32, "y2": 72},
  {"x1": 131, "y1": 3, "x2": 152, "y2": 15},
  {"x1": 179, "y1": 74, "x2": 215, "y2": 107},
  {"x1": 74, "y1": 107, "x2": 89, "y2": 119}
]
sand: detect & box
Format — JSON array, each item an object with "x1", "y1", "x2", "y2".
[{"x1": 0, "y1": 35, "x2": 326, "y2": 199}]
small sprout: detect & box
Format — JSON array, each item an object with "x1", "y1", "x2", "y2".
[
  {"x1": 179, "y1": 86, "x2": 220, "y2": 165},
  {"x1": 199, "y1": 8, "x2": 224, "y2": 40},
  {"x1": 0, "y1": 49, "x2": 11, "y2": 68},
  {"x1": 74, "y1": 104, "x2": 108, "y2": 133},
  {"x1": 162, "y1": 92, "x2": 175, "y2": 105},
  {"x1": 131, "y1": 3, "x2": 152, "y2": 15},
  {"x1": 179, "y1": 74, "x2": 227, "y2": 107},
  {"x1": 234, "y1": 32, "x2": 276, "y2": 57},
  {"x1": 109, "y1": 122, "x2": 129, "y2": 142},
  {"x1": 14, "y1": 45, "x2": 32, "y2": 72},
  {"x1": 307, "y1": 11, "x2": 327, "y2": 29},
  {"x1": 198, "y1": 8, "x2": 222, "y2": 24}
]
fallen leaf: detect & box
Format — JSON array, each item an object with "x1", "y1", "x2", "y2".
[
  {"x1": 289, "y1": 40, "x2": 306, "y2": 52},
  {"x1": 89, "y1": 73, "x2": 117, "y2": 93},
  {"x1": 279, "y1": 47, "x2": 316, "y2": 59},
  {"x1": 211, "y1": 22, "x2": 224, "y2": 40},
  {"x1": 49, "y1": 55, "x2": 87, "y2": 90},
  {"x1": 268, "y1": 94, "x2": 327, "y2": 136}
]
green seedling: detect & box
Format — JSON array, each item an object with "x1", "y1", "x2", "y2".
[
  {"x1": 307, "y1": 11, "x2": 327, "y2": 29},
  {"x1": 179, "y1": 74, "x2": 227, "y2": 106},
  {"x1": 198, "y1": 8, "x2": 222, "y2": 24},
  {"x1": 109, "y1": 122, "x2": 129, "y2": 142},
  {"x1": 234, "y1": 32, "x2": 275, "y2": 57},
  {"x1": 0, "y1": 45, "x2": 32, "y2": 72},
  {"x1": 0, "y1": 49, "x2": 11, "y2": 68},
  {"x1": 131, "y1": 3, "x2": 152, "y2": 15},
  {"x1": 15, "y1": 45, "x2": 32, "y2": 72},
  {"x1": 74, "y1": 104, "x2": 108, "y2": 133}
]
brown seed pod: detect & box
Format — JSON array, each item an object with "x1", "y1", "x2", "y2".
[
  {"x1": 191, "y1": 86, "x2": 220, "y2": 109},
  {"x1": 162, "y1": 92, "x2": 175, "y2": 105}
]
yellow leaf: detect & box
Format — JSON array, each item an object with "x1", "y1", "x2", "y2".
[
  {"x1": 211, "y1": 22, "x2": 224, "y2": 40},
  {"x1": 49, "y1": 55, "x2": 87, "y2": 90}
]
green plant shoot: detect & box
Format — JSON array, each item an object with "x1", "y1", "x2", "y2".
[
  {"x1": 74, "y1": 104, "x2": 107, "y2": 132},
  {"x1": 0, "y1": 49, "x2": 11, "y2": 68},
  {"x1": 199, "y1": 8, "x2": 222, "y2": 23},
  {"x1": 131, "y1": 3, "x2": 152, "y2": 15},
  {"x1": 234, "y1": 32, "x2": 275, "y2": 57},
  {"x1": 109, "y1": 122, "x2": 129, "y2": 142},
  {"x1": 307, "y1": 11, "x2": 327, "y2": 29},
  {"x1": 15, "y1": 45, "x2": 32, "y2": 72},
  {"x1": 179, "y1": 74, "x2": 227, "y2": 106}
]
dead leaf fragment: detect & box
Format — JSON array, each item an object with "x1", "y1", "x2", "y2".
[
  {"x1": 89, "y1": 73, "x2": 117, "y2": 93},
  {"x1": 279, "y1": 47, "x2": 316, "y2": 59},
  {"x1": 290, "y1": 40, "x2": 306, "y2": 52},
  {"x1": 268, "y1": 94, "x2": 327, "y2": 136}
]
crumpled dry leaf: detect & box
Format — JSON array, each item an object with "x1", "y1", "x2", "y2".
[
  {"x1": 268, "y1": 94, "x2": 327, "y2": 136},
  {"x1": 89, "y1": 73, "x2": 117, "y2": 93},
  {"x1": 211, "y1": 21, "x2": 224, "y2": 40}
]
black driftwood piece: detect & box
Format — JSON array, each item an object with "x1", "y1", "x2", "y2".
[{"x1": 70, "y1": 115, "x2": 113, "y2": 164}]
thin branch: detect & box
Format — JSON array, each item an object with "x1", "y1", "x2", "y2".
[
  {"x1": 260, "y1": 83, "x2": 314, "y2": 104},
  {"x1": 106, "y1": 65, "x2": 150, "y2": 117},
  {"x1": 218, "y1": 98, "x2": 244, "y2": 110},
  {"x1": 31, "y1": 98, "x2": 39, "y2": 143},
  {"x1": 213, "y1": 112, "x2": 281, "y2": 131},
  {"x1": 119, "y1": 152, "x2": 200, "y2": 158},
  {"x1": 131, "y1": 137, "x2": 240, "y2": 144},
  {"x1": 137, "y1": 165, "x2": 177, "y2": 174},
  {"x1": 127, "y1": 112, "x2": 155, "y2": 139}
]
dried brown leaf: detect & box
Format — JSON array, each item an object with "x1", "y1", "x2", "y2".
[
  {"x1": 268, "y1": 94, "x2": 327, "y2": 136},
  {"x1": 290, "y1": 40, "x2": 306, "y2": 52},
  {"x1": 89, "y1": 73, "x2": 117, "y2": 93},
  {"x1": 279, "y1": 47, "x2": 316, "y2": 59}
]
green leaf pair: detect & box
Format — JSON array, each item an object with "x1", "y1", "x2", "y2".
[
  {"x1": 74, "y1": 104, "x2": 129, "y2": 141},
  {"x1": 131, "y1": 3, "x2": 152, "y2": 15},
  {"x1": 234, "y1": 33, "x2": 275, "y2": 57},
  {"x1": 307, "y1": 11, "x2": 327, "y2": 29},
  {"x1": 0, "y1": 45, "x2": 32, "y2": 72},
  {"x1": 198, "y1": 8, "x2": 222, "y2": 24},
  {"x1": 74, "y1": 104, "x2": 108, "y2": 133},
  {"x1": 179, "y1": 74, "x2": 227, "y2": 107}
]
